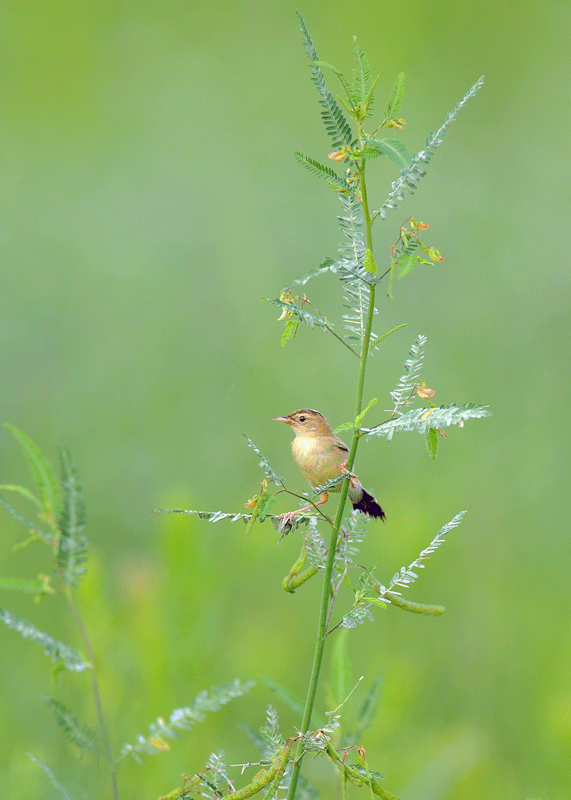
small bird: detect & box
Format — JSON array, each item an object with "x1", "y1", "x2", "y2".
[{"x1": 274, "y1": 408, "x2": 385, "y2": 524}]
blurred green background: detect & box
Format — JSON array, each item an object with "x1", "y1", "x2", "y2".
[{"x1": 1, "y1": 1, "x2": 569, "y2": 798}]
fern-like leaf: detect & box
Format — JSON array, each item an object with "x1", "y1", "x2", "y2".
[
  {"x1": 296, "y1": 12, "x2": 354, "y2": 149},
  {"x1": 4, "y1": 424, "x2": 62, "y2": 527},
  {"x1": 389, "y1": 335, "x2": 427, "y2": 413},
  {"x1": 339, "y1": 605, "x2": 374, "y2": 629},
  {"x1": 282, "y1": 258, "x2": 337, "y2": 290},
  {"x1": 154, "y1": 507, "x2": 268, "y2": 524},
  {"x1": 337, "y1": 194, "x2": 379, "y2": 350},
  {"x1": 380, "y1": 512, "x2": 466, "y2": 598},
  {"x1": 257, "y1": 705, "x2": 285, "y2": 760},
  {"x1": 57, "y1": 448, "x2": 88, "y2": 588},
  {"x1": 119, "y1": 680, "x2": 255, "y2": 763},
  {"x1": 0, "y1": 608, "x2": 90, "y2": 671},
  {"x1": 0, "y1": 494, "x2": 54, "y2": 541},
  {"x1": 28, "y1": 754, "x2": 76, "y2": 800},
  {"x1": 243, "y1": 435, "x2": 283, "y2": 484},
  {"x1": 43, "y1": 697, "x2": 96, "y2": 753},
  {"x1": 294, "y1": 151, "x2": 351, "y2": 191},
  {"x1": 425, "y1": 428, "x2": 439, "y2": 460},
  {"x1": 335, "y1": 510, "x2": 368, "y2": 569},
  {"x1": 350, "y1": 38, "x2": 373, "y2": 110},
  {"x1": 260, "y1": 677, "x2": 311, "y2": 722},
  {"x1": 385, "y1": 72, "x2": 405, "y2": 119},
  {"x1": 376, "y1": 76, "x2": 484, "y2": 219},
  {"x1": 0, "y1": 482, "x2": 42, "y2": 509},
  {"x1": 365, "y1": 403, "x2": 491, "y2": 442},
  {"x1": 304, "y1": 517, "x2": 328, "y2": 572},
  {"x1": 363, "y1": 137, "x2": 411, "y2": 169},
  {"x1": 264, "y1": 297, "x2": 330, "y2": 333}
]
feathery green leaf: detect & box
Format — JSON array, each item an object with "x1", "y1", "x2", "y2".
[
  {"x1": 57, "y1": 448, "x2": 88, "y2": 588},
  {"x1": 425, "y1": 428, "x2": 439, "y2": 460},
  {"x1": 350, "y1": 38, "x2": 374, "y2": 110},
  {"x1": 4, "y1": 424, "x2": 62, "y2": 525},
  {"x1": 119, "y1": 680, "x2": 255, "y2": 762},
  {"x1": 380, "y1": 511, "x2": 466, "y2": 598},
  {"x1": 389, "y1": 335, "x2": 427, "y2": 413},
  {"x1": 0, "y1": 495, "x2": 53, "y2": 541},
  {"x1": 376, "y1": 76, "x2": 484, "y2": 220},
  {"x1": 296, "y1": 12, "x2": 354, "y2": 148},
  {"x1": 28, "y1": 754, "x2": 76, "y2": 800},
  {"x1": 0, "y1": 483, "x2": 42, "y2": 509},
  {"x1": 386, "y1": 72, "x2": 405, "y2": 119},
  {"x1": 368, "y1": 323, "x2": 408, "y2": 352},
  {"x1": 364, "y1": 137, "x2": 411, "y2": 169},
  {"x1": 365, "y1": 403, "x2": 491, "y2": 442},
  {"x1": 154, "y1": 507, "x2": 285, "y2": 527},
  {"x1": 243, "y1": 435, "x2": 283, "y2": 484},
  {"x1": 282, "y1": 257, "x2": 337, "y2": 290},
  {"x1": 264, "y1": 297, "x2": 330, "y2": 333},
  {"x1": 0, "y1": 608, "x2": 90, "y2": 671},
  {"x1": 294, "y1": 151, "x2": 350, "y2": 190},
  {"x1": 43, "y1": 697, "x2": 96, "y2": 753}
]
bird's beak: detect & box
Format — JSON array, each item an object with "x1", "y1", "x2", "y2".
[{"x1": 273, "y1": 416, "x2": 291, "y2": 425}]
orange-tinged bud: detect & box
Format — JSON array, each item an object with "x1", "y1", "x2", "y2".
[{"x1": 417, "y1": 384, "x2": 435, "y2": 399}]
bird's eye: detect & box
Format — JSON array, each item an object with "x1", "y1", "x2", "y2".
[{"x1": 299, "y1": 416, "x2": 306, "y2": 422}]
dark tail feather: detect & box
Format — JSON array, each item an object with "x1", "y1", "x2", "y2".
[{"x1": 352, "y1": 489, "x2": 386, "y2": 520}]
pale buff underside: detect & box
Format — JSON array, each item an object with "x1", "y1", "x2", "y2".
[{"x1": 291, "y1": 435, "x2": 363, "y2": 503}]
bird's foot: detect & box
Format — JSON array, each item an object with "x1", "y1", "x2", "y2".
[{"x1": 340, "y1": 462, "x2": 358, "y2": 489}]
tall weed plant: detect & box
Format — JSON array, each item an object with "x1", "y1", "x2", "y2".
[{"x1": 0, "y1": 13, "x2": 487, "y2": 800}]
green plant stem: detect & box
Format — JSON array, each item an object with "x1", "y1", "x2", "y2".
[
  {"x1": 286, "y1": 162, "x2": 376, "y2": 800},
  {"x1": 61, "y1": 577, "x2": 119, "y2": 800}
]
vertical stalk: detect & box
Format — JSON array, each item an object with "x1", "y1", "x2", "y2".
[
  {"x1": 286, "y1": 161, "x2": 376, "y2": 800},
  {"x1": 59, "y1": 568, "x2": 119, "y2": 800}
]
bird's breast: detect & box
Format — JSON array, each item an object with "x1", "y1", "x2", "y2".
[{"x1": 291, "y1": 436, "x2": 346, "y2": 489}]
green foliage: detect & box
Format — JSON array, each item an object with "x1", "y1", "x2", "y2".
[
  {"x1": 366, "y1": 403, "x2": 491, "y2": 441},
  {"x1": 43, "y1": 697, "x2": 96, "y2": 754},
  {"x1": 4, "y1": 423, "x2": 62, "y2": 528},
  {"x1": 27, "y1": 754, "x2": 75, "y2": 800},
  {"x1": 389, "y1": 334, "x2": 428, "y2": 412},
  {"x1": 264, "y1": 297, "x2": 330, "y2": 334},
  {"x1": 119, "y1": 680, "x2": 255, "y2": 763},
  {"x1": 0, "y1": 608, "x2": 90, "y2": 671},
  {"x1": 282, "y1": 257, "x2": 337, "y2": 290},
  {"x1": 57, "y1": 447, "x2": 88, "y2": 588},
  {"x1": 350, "y1": 38, "x2": 375, "y2": 113},
  {"x1": 385, "y1": 72, "x2": 405, "y2": 120},
  {"x1": 157, "y1": 19, "x2": 485, "y2": 800},
  {"x1": 0, "y1": 494, "x2": 53, "y2": 542},
  {"x1": 380, "y1": 511, "x2": 466, "y2": 599},
  {"x1": 243, "y1": 434, "x2": 283, "y2": 484},
  {"x1": 0, "y1": 13, "x2": 489, "y2": 800},
  {"x1": 361, "y1": 138, "x2": 410, "y2": 168},
  {"x1": 293, "y1": 151, "x2": 351, "y2": 190},
  {"x1": 376, "y1": 76, "x2": 484, "y2": 220},
  {"x1": 425, "y1": 427, "x2": 439, "y2": 460},
  {"x1": 296, "y1": 12, "x2": 354, "y2": 150}
]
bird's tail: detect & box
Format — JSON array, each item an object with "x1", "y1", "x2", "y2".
[{"x1": 352, "y1": 489, "x2": 386, "y2": 520}]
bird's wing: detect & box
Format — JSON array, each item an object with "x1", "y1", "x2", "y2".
[{"x1": 333, "y1": 436, "x2": 349, "y2": 454}]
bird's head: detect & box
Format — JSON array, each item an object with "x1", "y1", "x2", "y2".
[{"x1": 273, "y1": 409, "x2": 332, "y2": 436}]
